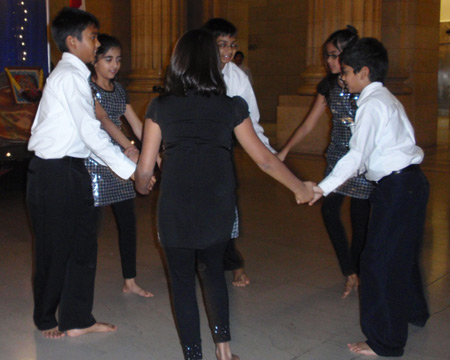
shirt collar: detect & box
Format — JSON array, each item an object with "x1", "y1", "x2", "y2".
[
  {"x1": 357, "y1": 81, "x2": 383, "y2": 106},
  {"x1": 62, "y1": 52, "x2": 91, "y2": 79}
]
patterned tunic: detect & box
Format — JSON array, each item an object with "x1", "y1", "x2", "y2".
[
  {"x1": 84, "y1": 80, "x2": 136, "y2": 206},
  {"x1": 318, "y1": 77, "x2": 375, "y2": 199}
]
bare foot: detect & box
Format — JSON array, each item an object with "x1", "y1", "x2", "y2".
[
  {"x1": 41, "y1": 327, "x2": 65, "y2": 339},
  {"x1": 342, "y1": 274, "x2": 359, "y2": 299},
  {"x1": 66, "y1": 322, "x2": 117, "y2": 337},
  {"x1": 216, "y1": 342, "x2": 240, "y2": 360},
  {"x1": 123, "y1": 278, "x2": 154, "y2": 298},
  {"x1": 347, "y1": 342, "x2": 377, "y2": 356},
  {"x1": 232, "y1": 268, "x2": 250, "y2": 287}
]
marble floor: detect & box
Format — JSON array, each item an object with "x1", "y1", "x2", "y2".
[{"x1": 0, "y1": 146, "x2": 449, "y2": 360}]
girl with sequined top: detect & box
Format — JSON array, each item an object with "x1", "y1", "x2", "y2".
[
  {"x1": 277, "y1": 26, "x2": 375, "y2": 299},
  {"x1": 85, "y1": 34, "x2": 153, "y2": 298}
]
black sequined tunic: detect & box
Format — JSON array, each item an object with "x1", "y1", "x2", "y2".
[
  {"x1": 318, "y1": 77, "x2": 374, "y2": 199},
  {"x1": 84, "y1": 80, "x2": 136, "y2": 207}
]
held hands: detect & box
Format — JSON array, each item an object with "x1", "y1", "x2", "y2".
[
  {"x1": 308, "y1": 186, "x2": 324, "y2": 206},
  {"x1": 125, "y1": 145, "x2": 140, "y2": 164},
  {"x1": 295, "y1": 181, "x2": 315, "y2": 204},
  {"x1": 276, "y1": 150, "x2": 287, "y2": 162},
  {"x1": 148, "y1": 175, "x2": 157, "y2": 191}
]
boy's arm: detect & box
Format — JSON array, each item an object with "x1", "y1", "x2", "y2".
[
  {"x1": 68, "y1": 75, "x2": 135, "y2": 179},
  {"x1": 318, "y1": 100, "x2": 382, "y2": 196}
]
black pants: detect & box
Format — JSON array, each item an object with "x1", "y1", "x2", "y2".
[
  {"x1": 321, "y1": 193, "x2": 371, "y2": 276},
  {"x1": 96, "y1": 198, "x2": 137, "y2": 279},
  {"x1": 27, "y1": 156, "x2": 97, "y2": 331},
  {"x1": 164, "y1": 241, "x2": 230, "y2": 359},
  {"x1": 361, "y1": 168, "x2": 429, "y2": 357},
  {"x1": 223, "y1": 238, "x2": 244, "y2": 271}
]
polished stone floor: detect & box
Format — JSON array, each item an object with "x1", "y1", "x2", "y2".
[{"x1": 0, "y1": 146, "x2": 449, "y2": 360}]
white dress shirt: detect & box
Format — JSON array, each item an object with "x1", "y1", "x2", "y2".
[
  {"x1": 222, "y1": 62, "x2": 276, "y2": 153},
  {"x1": 319, "y1": 82, "x2": 424, "y2": 196},
  {"x1": 28, "y1": 52, "x2": 135, "y2": 179}
]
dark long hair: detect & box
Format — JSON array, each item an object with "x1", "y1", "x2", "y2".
[
  {"x1": 321, "y1": 25, "x2": 359, "y2": 97},
  {"x1": 164, "y1": 29, "x2": 227, "y2": 96}
]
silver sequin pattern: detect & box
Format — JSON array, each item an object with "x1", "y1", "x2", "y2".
[
  {"x1": 84, "y1": 80, "x2": 135, "y2": 206},
  {"x1": 324, "y1": 83, "x2": 375, "y2": 199}
]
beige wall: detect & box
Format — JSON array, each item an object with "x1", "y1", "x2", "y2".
[
  {"x1": 381, "y1": 0, "x2": 440, "y2": 149},
  {"x1": 248, "y1": 0, "x2": 308, "y2": 126}
]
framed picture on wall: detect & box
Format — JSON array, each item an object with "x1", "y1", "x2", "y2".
[{"x1": 4, "y1": 67, "x2": 44, "y2": 104}]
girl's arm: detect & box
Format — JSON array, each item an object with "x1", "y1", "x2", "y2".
[
  {"x1": 234, "y1": 118, "x2": 315, "y2": 204},
  {"x1": 95, "y1": 101, "x2": 134, "y2": 150},
  {"x1": 277, "y1": 94, "x2": 327, "y2": 161},
  {"x1": 135, "y1": 118, "x2": 161, "y2": 194},
  {"x1": 124, "y1": 104, "x2": 143, "y2": 141}
]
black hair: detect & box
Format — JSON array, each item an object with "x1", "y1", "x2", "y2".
[
  {"x1": 323, "y1": 25, "x2": 359, "y2": 57},
  {"x1": 320, "y1": 25, "x2": 359, "y2": 97},
  {"x1": 164, "y1": 29, "x2": 227, "y2": 96},
  {"x1": 340, "y1": 37, "x2": 389, "y2": 83},
  {"x1": 51, "y1": 7, "x2": 99, "y2": 53},
  {"x1": 96, "y1": 34, "x2": 121, "y2": 57},
  {"x1": 89, "y1": 34, "x2": 122, "y2": 79},
  {"x1": 234, "y1": 51, "x2": 244, "y2": 59},
  {"x1": 201, "y1": 18, "x2": 237, "y2": 39}
]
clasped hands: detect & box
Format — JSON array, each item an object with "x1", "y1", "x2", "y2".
[
  {"x1": 125, "y1": 145, "x2": 157, "y2": 192},
  {"x1": 295, "y1": 182, "x2": 324, "y2": 206}
]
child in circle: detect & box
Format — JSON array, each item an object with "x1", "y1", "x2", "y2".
[
  {"x1": 277, "y1": 26, "x2": 374, "y2": 298},
  {"x1": 85, "y1": 34, "x2": 153, "y2": 298},
  {"x1": 135, "y1": 28, "x2": 314, "y2": 360}
]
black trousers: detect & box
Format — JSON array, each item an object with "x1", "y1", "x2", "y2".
[
  {"x1": 96, "y1": 198, "x2": 137, "y2": 279},
  {"x1": 361, "y1": 167, "x2": 429, "y2": 357},
  {"x1": 164, "y1": 241, "x2": 230, "y2": 357},
  {"x1": 27, "y1": 156, "x2": 97, "y2": 331},
  {"x1": 223, "y1": 238, "x2": 244, "y2": 271},
  {"x1": 321, "y1": 193, "x2": 371, "y2": 276}
]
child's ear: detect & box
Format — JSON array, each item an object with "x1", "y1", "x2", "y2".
[
  {"x1": 66, "y1": 35, "x2": 77, "y2": 51},
  {"x1": 361, "y1": 66, "x2": 370, "y2": 80}
]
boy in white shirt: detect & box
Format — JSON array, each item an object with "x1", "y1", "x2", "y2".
[
  {"x1": 202, "y1": 18, "x2": 275, "y2": 287},
  {"x1": 27, "y1": 7, "x2": 135, "y2": 339},
  {"x1": 310, "y1": 38, "x2": 429, "y2": 357}
]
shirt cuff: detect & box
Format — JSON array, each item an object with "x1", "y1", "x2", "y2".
[
  {"x1": 318, "y1": 175, "x2": 344, "y2": 197},
  {"x1": 112, "y1": 156, "x2": 136, "y2": 179}
]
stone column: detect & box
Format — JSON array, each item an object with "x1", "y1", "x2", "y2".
[
  {"x1": 128, "y1": 0, "x2": 185, "y2": 91},
  {"x1": 127, "y1": 0, "x2": 185, "y2": 117},
  {"x1": 299, "y1": 0, "x2": 381, "y2": 94},
  {"x1": 278, "y1": 0, "x2": 382, "y2": 154}
]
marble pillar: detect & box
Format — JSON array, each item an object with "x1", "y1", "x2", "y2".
[
  {"x1": 277, "y1": 0, "x2": 382, "y2": 155},
  {"x1": 127, "y1": 0, "x2": 185, "y2": 118}
]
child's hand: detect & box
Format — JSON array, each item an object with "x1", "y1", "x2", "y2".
[
  {"x1": 148, "y1": 175, "x2": 157, "y2": 191},
  {"x1": 276, "y1": 150, "x2": 287, "y2": 162},
  {"x1": 295, "y1": 181, "x2": 315, "y2": 204},
  {"x1": 309, "y1": 186, "x2": 324, "y2": 206},
  {"x1": 125, "y1": 145, "x2": 140, "y2": 163}
]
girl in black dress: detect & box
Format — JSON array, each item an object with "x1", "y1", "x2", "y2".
[{"x1": 135, "y1": 29, "x2": 314, "y2": 360}]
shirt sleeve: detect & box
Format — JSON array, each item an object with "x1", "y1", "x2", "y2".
[
  {"x1": 316, "y1": 77, "x2": 330, "y2": 96},
  {"x1": 235, "y1": 73, "x2": 276, "y2": 153},
  {"x1": 231, "y1": 96, "x2": 250, "y2": 127},
  {"x1": 116, "y1": 82, "x2": 129, "y2": 104},
  {"x1": 66, "y1": 73, "x2": 135, "y2": 179},
  {"x1": 145, "y1": 97, "x2": 159, "y2": 123},
  {"x1": 318, "y1": 99, "x2": 383, "y2": 196}
]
